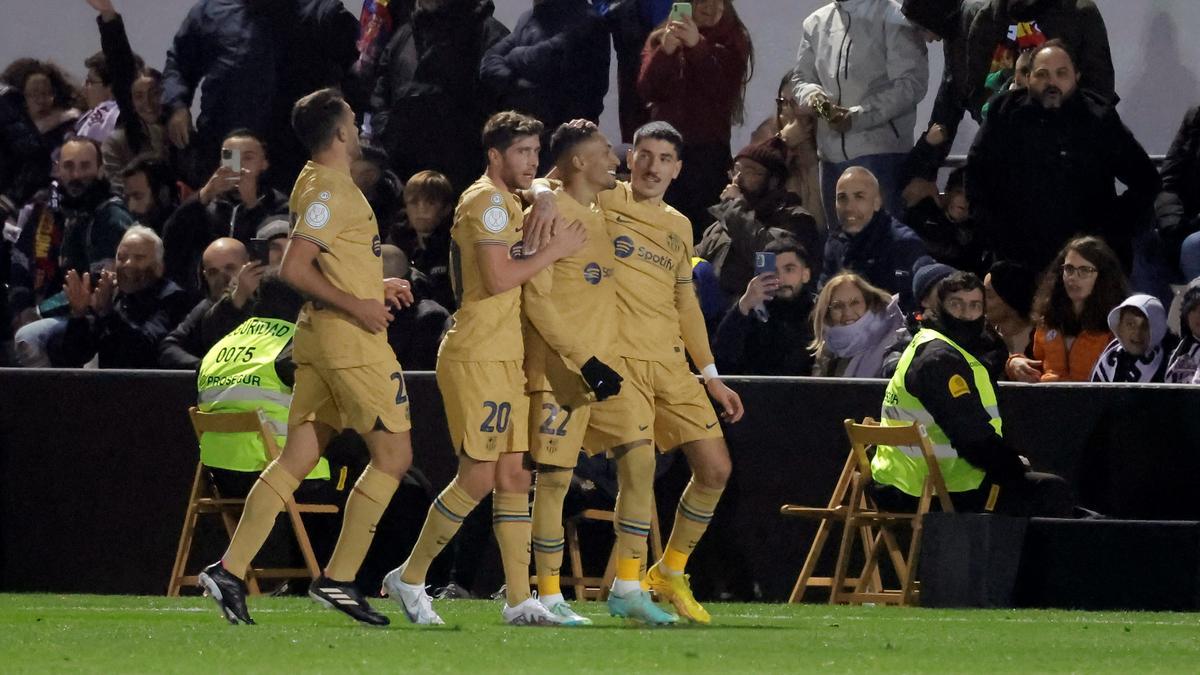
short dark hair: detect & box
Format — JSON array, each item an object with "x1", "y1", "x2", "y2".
[
  {"x1": 84, "y1": 52, "x2": 110, "y2": 86},
  {"x1": 1030, "y1": 38, "x2": 1079, "y2": 73},
  {"x1": 359, "y1": 144, "x2": 389, "y2": 169},
  {"x1": 764, "y1": 232, "x2": 809, "y2": 265},
  {"x1": 632, "y1": 121, "x2": 684, "y2": 157},
  {"x1": 120, "y1": 154, "x2": 178, "y2": 204},
  {"x1": 222, "y1": 127, "x2": 269, "y2": 157},
  {"x1": 937, "y1": 271, "x2": 984, "y2": 303},
  {"x1": 291, "y1": 88, "x2": 348, "y2": 154},
  {"x1": 481, "y1": 111, "x2": 544, "y2": 153},
  {"x1": 945, "y1": 167, "x2": 967, "y2": 195},
  {"x1": 550, "y1": 122, "x2": 600, "y2": 168}
]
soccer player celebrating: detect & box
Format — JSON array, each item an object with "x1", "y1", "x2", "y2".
[
  {"x1": 522, "y1": 121, "x2": 627, "y2": 626},
  {"x1": 528, "y1": 120, "x2": 745, "y2": 625},
  {"x1": 199, "y1": 88, "x2": 417, "y2": 626},
  {"x1": 382, "y1": 112, "x2": 587, "y2": 626}
]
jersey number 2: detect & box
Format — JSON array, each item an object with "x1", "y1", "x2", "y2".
[
  {"x1": 539, "y1": 403, "x2": 571, "y2": 437},
  {"x1": 390, "y1": 372, "x2": 408, "y2": 405},
  {"x1": 480, "y1": 401, "x2": 511, "y2": 433}
]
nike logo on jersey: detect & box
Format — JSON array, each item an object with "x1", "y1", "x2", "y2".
[{"x1": 705, "y1": 421, "x2": 719, "y2": 429}]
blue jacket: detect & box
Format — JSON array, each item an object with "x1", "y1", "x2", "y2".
[
  {"x1": 821, "y1": 209, "x2": 927, "y2": 311},
  {"x1": 480, "y1": 0, "x2": 609, "y2": 132}
]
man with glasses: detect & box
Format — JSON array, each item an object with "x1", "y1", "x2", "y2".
[
  {"x1": 696, "y1": 137, "x2": 820, "y2": 302},
  {"x1": 871, "y1": 270, "x2": 1074, "y2": 517}
]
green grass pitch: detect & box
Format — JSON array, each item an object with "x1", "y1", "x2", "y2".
[{"x1": 1, "y1": 594, "x2": 1198, "y2": 673}]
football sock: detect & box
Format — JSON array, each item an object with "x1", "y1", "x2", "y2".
[
  {"x1": 531, "y1": 468, "x2": 572, "y2": 598},
  {"x1": 615, "y1": 444, "x2": 656, "y2": 582},
  {"x1": 661, "y1": 478, "x2": 724, "y2": 575},
  {"x1": 324, "y1": 465, "x2": 398, "y2": 582},
  {"x1": 400, "y1": 478, "x2": 479, "y2": 585},
  {"x1": 493, "y1": 490, "x2": 533, "y2": 607},
  {"x1": 222, "y1": 460, "x2": 301, "y2": 579}
]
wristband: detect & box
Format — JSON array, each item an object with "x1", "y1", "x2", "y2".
[
  {"x1": 701, "y1": 364, "x2": 719, "y2": 382},
  {"x1": 530, "y1": 183, "x2": 554, "y2": 198}
]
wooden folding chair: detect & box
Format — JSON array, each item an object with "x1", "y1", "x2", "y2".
[
  {"x1": 167, "y1": 407, "x2": 339, "y2": 596},
  {"x1": 529, "y1": 500, "x2": 664, "y2": 602},
  {"x1": 781, "y1": 418, "x2": 954, "y2": 606}
]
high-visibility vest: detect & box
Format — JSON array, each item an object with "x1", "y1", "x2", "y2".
[
  {"x1": 196, "y1": 317, "x2": 329, "y2": 479},
  {"x1": 871, "y1": 328, "x2": 999, "y2": 497}
]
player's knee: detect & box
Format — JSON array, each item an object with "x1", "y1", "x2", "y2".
[
  {"x1": 693, "y1": 456, "x2": 731, "y2": 490},
  {"x1": 278, "y1": 448, "x2": 321, "y2": 477},
  {"x1": 495, "y1": 461, "x2": 531, "y2": 493},
  {"x1": 617, "y1": 443, "x2": 657, "y2": 493}
]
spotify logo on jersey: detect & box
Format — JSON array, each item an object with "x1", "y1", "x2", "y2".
[
  {"x1": 614, "y1": 236, "x2": 634, "y2": 258},
  {"x1": 583, "y1": 262, "x2": 602, "y2": 285}
]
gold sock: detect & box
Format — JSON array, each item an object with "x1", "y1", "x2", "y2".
[
  {"x1": 662, "y1": 479, "x2": 724, "y2": 574},
  {"x1": 222, "y1": 460, "x2": 301, "y2": 578},
  {"x1": 531, "y1": 469, "x2": 571, "y2": 598},
  {"x1": 324, "y1": 465, "x2": 399, "y2": 582},
  {"x1": 400, "y1": 478, "x2": 479, "y2": 585},
  {"x1": 493, "y1": 490, "x2": 533, "y2": 606},
  {"x1": 615, "y1": 444, "x2": 656, "y2": 580}
]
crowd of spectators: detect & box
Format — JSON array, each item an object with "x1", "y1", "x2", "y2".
[{"x1": 1, "y1": 0, "x2": 1199, "y2": 386}]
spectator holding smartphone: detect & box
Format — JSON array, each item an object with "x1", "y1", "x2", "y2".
[{"x1": 638, "y1": 0, "x2": 753, "y2": 240}]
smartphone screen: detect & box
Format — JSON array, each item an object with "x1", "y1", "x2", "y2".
[
  {"x1": 221, "y1": 147, "x2": 242, "y2": 173},
  {"x1": 249, "y1": 239, "x2": 270, "y2": 264},
  {"x1": 670, "y1": 2, "x2": 692, "y2": 22},
  {"x1": 754, "y1": 251, "x2": 776, "y2": 277}
]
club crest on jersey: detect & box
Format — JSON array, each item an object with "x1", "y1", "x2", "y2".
[
  {"x1": 304, "y1": 202, "x2": 331, "y2": 229},
  {"x1": 667, "y1": 232, "x2": 684, "y2": 253},
  {"x1": 490, "y1": 193, "x2": 504, "y2": 206},
  {"x1": 482, "y1": 206, "x2": 509, "y2": 233},
  {"x1": 318, "y1": 191, "x2": 331, "y2": 201},
  {"x1": 583, "y1": 262, "x2": 602, "y2": 285},
  {"x1": 372, "y1": 235, "x2": 381, "y2": 257},
  {"x1": 613, "y1": 235, "x2": 635, "y2": 258}
]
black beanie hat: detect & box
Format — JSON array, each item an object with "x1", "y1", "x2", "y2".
[{"x1": 988, "y1": 261, "x2": 1036, "y2": 319}]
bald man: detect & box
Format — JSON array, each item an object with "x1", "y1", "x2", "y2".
[
  {"x1": 159, "y1": 238, "x2": 252, "y2": 369},
  {"x1": 821, "y1": 166, "x2": 927, "y2": 310}
]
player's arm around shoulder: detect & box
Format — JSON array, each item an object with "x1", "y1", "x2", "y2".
[{"x1": 469, "y1": 190, "x2": 588, "y2": 297}]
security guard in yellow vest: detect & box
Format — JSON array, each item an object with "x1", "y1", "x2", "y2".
[{"x1": 870, "y1": 271, "x2": 1074, "y2": 517}]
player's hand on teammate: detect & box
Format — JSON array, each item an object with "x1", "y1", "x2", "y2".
[
  {"x1": 705, "y1": 378, "x2": 745, "y2": 424},
  {"x1": 350, "y1": 298, "x2": 394, "y2": 334},
  {"x1": 383, "y1": 277, "x2": 414, "y2": 309},
  {"x1": 523, "y1": 191, "x2": 559, "y2": 256},
  {"x1": 580, "y1": 356, "x2": 623, "y2": 401},
  {"x1": 545, "y1": 218, "x2": 587, "y2": 260}
]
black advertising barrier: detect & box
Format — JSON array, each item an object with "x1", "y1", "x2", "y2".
[{"x1": 2, "y1": 368, "x2": 1200, "y2": 599}]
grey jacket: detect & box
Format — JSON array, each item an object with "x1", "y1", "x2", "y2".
[{"x1": 792, "y1": 0, "x2": 929, "y2": 162}]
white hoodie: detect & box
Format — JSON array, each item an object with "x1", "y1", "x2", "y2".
[{"x1": 792, "y1": 0, "x2": 929, "y2": 163}]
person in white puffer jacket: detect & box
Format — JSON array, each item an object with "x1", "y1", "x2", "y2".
[{"x1": 792, "y1": 0, "x2": 928, "y2": 231}]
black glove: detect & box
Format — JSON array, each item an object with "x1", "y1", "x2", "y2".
[{"x1": 580, "y1": 356, "x2": 622, "y2": 401}]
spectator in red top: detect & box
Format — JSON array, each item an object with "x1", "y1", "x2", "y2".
[{"x1": 637, "y1": 0, "x2": 752, "y2": 241}]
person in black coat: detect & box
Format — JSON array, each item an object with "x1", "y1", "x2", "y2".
[
  {"x1": 1155, "y1": 105, "x2": 1200, "y2": 281},
  {"x1": 479, "y1": 0, "x2": 609, "y2": 170},
  {"x1": 161, "y1": 0, "x2": 359, "y2": 190},
  {"x1": 967, "y1": 40, "x2": 1158, "y2": 274},
  {"x1": 0, "y1": 83, "x2": 49, "y2": 222},
  {"x1": 713, "y1": 235, "x2": 816, "y2": 376},
  {"x1": 369, "y1": 0, "x2": 509, "y2": 193},
  {"x1": 821, "y1": 166, "x2": 927, "y2": 311}
]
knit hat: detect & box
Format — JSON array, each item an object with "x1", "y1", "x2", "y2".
[
  {"x1": 734, "y1": 137, "x2": 788, "y2": 185},
  {"x1": 255, "y1": 217, "x2": 290, "y2": 242},
  {"x1": 912, "y1": 262, "x2": 956, "y2": 305},
  {"x1": 987, "y1": 261, "x2": 1036, "y2": 319}
]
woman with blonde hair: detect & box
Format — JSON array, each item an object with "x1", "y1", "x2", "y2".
[{"x1": 811, "y1": 272, "x2": 904, "y2": 377}]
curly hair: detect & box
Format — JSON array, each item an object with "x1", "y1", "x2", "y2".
[
  {"x1": 1033, "y1": 236, "x2": 1129, "y2": 335},
  {"x1": 1, "y1": 58, "x2": 84, "y2": 110}
]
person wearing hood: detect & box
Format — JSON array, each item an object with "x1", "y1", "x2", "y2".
[
  {"x1": 810, "y1": 272, "x2": 904, "y2": 378},
  {"x1": 966, "y1": 40, "x2": 1158, "y2": 273},
  {"x1": 369, "y1": 0, "x2": 509, "y2": 193},
  {"x1": 696, "y1": 137, "x2": 820, "y2": 301},
  {"x1": 792, "y1": 0, "x2": 928, "y2": 228},
  {"x1": 871, "y1": 270, "x2": 1074, "y2": 517},
  {"x1": 1091, "y1": 295, "x2": 1177, "y2": 384},
  {"x1": 820, "y1": 166, "x2": 927, "y2": 311},
  {"x1": 638, "y1": 0, "x2": 754, "y2": 239},
  {"x1": 1165, "y1": 282, "x2": 1200, "y2": 384}
]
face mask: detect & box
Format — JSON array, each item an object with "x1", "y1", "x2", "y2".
[{"x1": 937, "y1": 310, "x2": 986, "y2": 348}]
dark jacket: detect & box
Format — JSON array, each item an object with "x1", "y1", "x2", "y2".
[
  {"x1": 1155, "y1": 105, "x2": 1200, "y2": 263},
  {"x1": 821, "y1": 210, "x2": 928, "y2": 310},
  {"x1": 55, "y1": 277, "x2": 192, "y2": 368},
  {"x1": 157, "y1": 292, "x2": 251, "y2": 369},
  {"x1": 387, "y1": 298, "x2": 451, "y2": 371},
  {"x1": 966, "y1": 88, "x2": 1159, "y2": 272},
  {"x1": 389, "y1": 220, "x2": 452, "y2": 279},
  {"x1": 713, "y1": 292, "x2": 816, "y2": 376},
  {"x1": 97, "y1": 14, "x2": 150, "y2": 155},
  {"x1": 161, "y1": 188, "x2": 288, "y2": 299},
  {"x1": 696, "y1": 191, "x2": 821, "y2": 299},
  {"x1": 882, "y1": 311, "x2": 1008, "y2": 379},
  {"x1": 601, "y1": 0, "x2": 671, "y2": 141},
  {"x1": 902, "y1": 333, "x2": 1026, "y2": 484},
  {"x1": 904, "y1": 196, "x2": 988, "y2": 275},
  {"x1": 370, "y1": 0, "x2": 509, "y2": 192},
  {"x1": 161, "y1": 0, "x2": 359, "y2": 188},
  {"x1": 0, "y1": 84, "x2": 49, "y2": 218},
  {"x1": 480, "y1": 0, "x2": 609, "y2": 151}
]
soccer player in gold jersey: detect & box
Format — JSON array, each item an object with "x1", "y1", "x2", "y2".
[
  {"x1": 199, "y1": 89, "x2": 416, "y2": 626},
  {"x1": 382, "y1": 112, "x2": 589, "y2": 626},
  {"x1": 529, "y1": 121, "x2": 745, "y2": 624}
]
